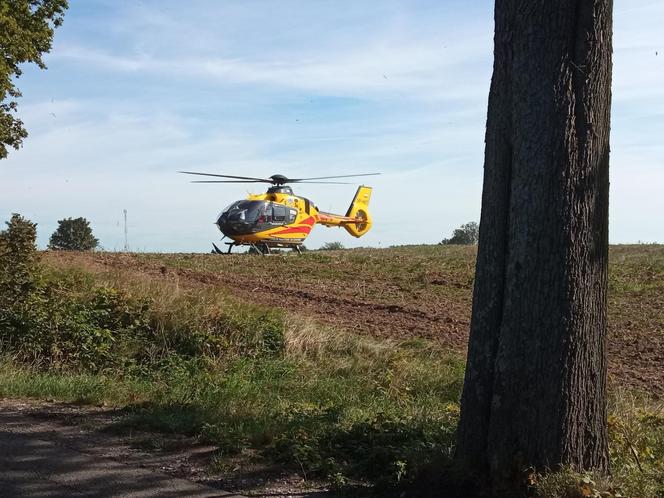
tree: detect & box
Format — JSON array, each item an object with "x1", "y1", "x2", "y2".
[
  {"x1": 440, "y1": 222, "x2": 479, "y2": 245},
  {"x1": 0, "y1": 0, "x2": 68, "y2": 159},
  {"x1": 0, "y1": 213, "x2": 39, "y2": 308},
  {"x1": 49, "y1": 217, "x2": 99, "y2": 251},
  {"x1": 320, "y1": 241, "x2": 344, "y2": 251},
  {"x1": 456, "y1": 0, "x2": 612, "y2": 493}
]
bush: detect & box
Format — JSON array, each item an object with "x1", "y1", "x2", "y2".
[
  {"x1": 2, "y1": 278, "x2": 286, "y2": 373},
  {"x1": 320, "y1": 241, "x2": 344, "y2": 251},
  {"x1": 2, "y1": 282, "x2": 150, "y2": 371},
  {"x1": 1, "y1": 214, "x2": 286, "y2": 373}
]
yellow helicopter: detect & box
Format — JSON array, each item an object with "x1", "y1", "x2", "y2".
[{"x1": 180, "y1": 171, "x2": 379, "y2": 254}]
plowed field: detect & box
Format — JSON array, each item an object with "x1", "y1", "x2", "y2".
[{"x1": 44, "y1": 244, "x2": 664, "y2": 397}]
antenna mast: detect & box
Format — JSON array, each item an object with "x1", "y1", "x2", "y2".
[{"x1": 123, "y1": 209, "x2": 128, "y2": 252}]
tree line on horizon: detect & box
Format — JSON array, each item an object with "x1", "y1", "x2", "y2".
[{"x1": 1, "y1": 214, "x2": 98, "y2": 252}]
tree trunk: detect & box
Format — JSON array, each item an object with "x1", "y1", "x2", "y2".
[{"x1": 456, "y1": 0, "x2": 612, "y2": 493}]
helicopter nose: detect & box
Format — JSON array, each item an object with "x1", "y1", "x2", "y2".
[
  {"x1": 216, "y1": 215, "x2": 228, "y2": 234},
  {"x1": 216, "y1": 214, "x2": 248, "y2": 237}
]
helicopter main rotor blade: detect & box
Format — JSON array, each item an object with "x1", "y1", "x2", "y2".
[
  {"x1": 180, "y1": 171, "x2": 380, "y2": 185},
  {"x1": 288, "y1": 173, "x2": 381, "y2": 182},
  {"x1": 179, "y1": 171, "x2": 273, "y2": 182},
  {"x1": 189, "y1": 180, "x2": 267, "y2": 183},
  {"x1": 191, "y1": 180, "x2": 352, "y2": 184},
  {"x1": 294, "y1": 181, "x2": 353, "y2": 184}
]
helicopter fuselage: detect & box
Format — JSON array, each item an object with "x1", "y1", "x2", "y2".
[{"x1": 216, "y1": 185, "x2": 372, "y2": 249}]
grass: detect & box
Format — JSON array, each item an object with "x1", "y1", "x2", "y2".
[
  {"x1": 529, "y1": 391, "x2": 664, "y2": 498},
  {"x1": 0, "y1": 329, "x2": 465, "y2": 488},
  {"x1": 2, "y1": 244, "x2": 664, "y2": 496},
  {"x1": 0, "y1": 257, "x2": 466, "y2": 489}
]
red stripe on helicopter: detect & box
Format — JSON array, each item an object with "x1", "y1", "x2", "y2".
[
  {"x1": 271, "y1": 225, "x2": 313, "y2": 236},
  {"x1": 269, "y1": 216, "x2": 316, "y2": 236},
  {"x1": 272, "y1": 216, "x2": 316, "y2": 235}
]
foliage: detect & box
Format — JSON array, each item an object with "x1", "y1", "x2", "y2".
[
  {"x1": 0, "y1": 213, "x2": 39, "y2": 309},
  {"x1": 1, "y1": 215, "x2": 284, "y2": 371},
  {"x1": 320, "y1": 241, "x2": 345, "y2": 251},
  {"x1": 48, "y1": 217, "x2": 99, "y2": 251},
  {"x1": 1, "y1": 276, "x2": 286, "y2": 372},
  {"x1": 534, "y1": 470, "x2": 623, "y2": 498},
  {"x1": 0, "y1": 0, "x2": 68, "y2": 158},
  {"x1": 606, "y1": 393, "x2": 664, "y2": 497},
  {"x1": 3, "y1": 284, "x2": 148, "y2": 371},
  {"x1": 440, "y1": 221, "x2": 479, "y2": 245},
  {"x1": 270, "y1": 410, "x2": 457, "y2": 489},
  {"x1": 531, "y1": 393, "x2": 664, "y2": 498}
]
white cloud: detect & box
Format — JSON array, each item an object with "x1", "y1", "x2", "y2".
[
  {"x1": 2, "y1": 0, "x2": 663, "y2": 251},
  {"x1": 50, "y1": 0, "x2": 493, "y2": 103},
  {"x1": 52, "y1": 39, "x2": 491, "y2": 103}
]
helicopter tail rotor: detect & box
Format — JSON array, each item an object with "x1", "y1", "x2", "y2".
[{"x1": 344, "y1": 186, "x2": 373, "y2": 238}]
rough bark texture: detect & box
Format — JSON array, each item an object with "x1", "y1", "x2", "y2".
[{"x1": 456, "y1": 0, "x2": 613, "y2": 492}]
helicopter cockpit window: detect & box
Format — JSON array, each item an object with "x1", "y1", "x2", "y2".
[
  {"x1": 218, "y1": 201, "x2": 297, "y2": 232},
  {"x1": 272, "y1": 205, "x2": 286, "y2": 224},
  {"x1": 255, "y1": 205, "x2": 271, "y2": 224},
  {"x1": 222, "y1": 200, "x2": 265, "y2": 224},
  {"x1": 221, "y1": 201, "x2": 237, "y2": 213}
]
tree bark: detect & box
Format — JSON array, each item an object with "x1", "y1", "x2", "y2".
[{"x1": 456, "y1": 0, "x2": 612, "y2": 493}]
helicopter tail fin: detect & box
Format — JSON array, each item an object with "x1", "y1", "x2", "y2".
[{"x1": 344, "y1": 186, "x2": 373, "y2": 238}]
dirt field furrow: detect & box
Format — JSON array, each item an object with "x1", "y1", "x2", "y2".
[{"x1": 44, "y1": 246, "x2": 664, "y2": 397}]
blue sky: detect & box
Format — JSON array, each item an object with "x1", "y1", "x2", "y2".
[{"x1": 1, "y1": 0, "x2": 662, "y2": 251}]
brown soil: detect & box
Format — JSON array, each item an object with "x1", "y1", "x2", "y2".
[
  {"x1": 44, "y1": 246, "x2": 664, "y2": 397},
  {"x1": 47, "y1": 250, "x2": 474, "y2": 351}
]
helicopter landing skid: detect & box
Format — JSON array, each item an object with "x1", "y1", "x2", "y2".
[
  {"x1": 210, "y1": 242, "x2": 237, "y2": 254},
  {"x1": 212, "y1": 241, "x2": 302, "y2": 255}
]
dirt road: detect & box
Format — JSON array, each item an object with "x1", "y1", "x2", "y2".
[
  {"x1": 0, "y1": 400, "x2": 242, "y2": 498},
  {"x1": 0, "y1": 399, "x2": 335, "y2": 498}
]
